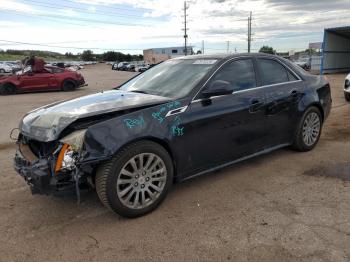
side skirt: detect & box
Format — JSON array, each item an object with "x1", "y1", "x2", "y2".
[{"x1": 180, "y1": 143, "x2": 291, "y2": 182}]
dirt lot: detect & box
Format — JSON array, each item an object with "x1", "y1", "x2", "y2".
[{"x1": 0, "y1": 64, "x2": 349, "y2": 262}]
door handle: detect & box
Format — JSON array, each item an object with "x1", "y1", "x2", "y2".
[
  {"x1": 290, "y1": 90, "x2": 299, "y2": 98},
  {"x1": 290, "y1": 90, "x2": 301, "y2": 102},
  {"x1": 249, "y1": 99, "x2": 265, "y2": 113}
]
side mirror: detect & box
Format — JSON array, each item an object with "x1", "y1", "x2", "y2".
[{"x1": 202, "y1": 80, "x2": 233, "y2": 97}]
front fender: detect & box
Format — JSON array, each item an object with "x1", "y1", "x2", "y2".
[{"x1": 81, "y1": 100, "x2": 187, "y2": 165}]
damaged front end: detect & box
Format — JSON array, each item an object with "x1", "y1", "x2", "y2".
[{"x1": 14, "y1": 129, "x2": 88, "y2": 197}]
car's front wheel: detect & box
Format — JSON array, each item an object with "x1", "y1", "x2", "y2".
[
  {"x1": 292, "y1": 106, "x2": 322, "y2": 152},
  {"x1": 62, "y1": 80, "x2": 76, "y2": 91},
  {"x1": 95, "y1": 141, "x2": 173, "y2": 218},
  {"x1": 345, "y1": 92, "x2": 350, "y2": 102}
]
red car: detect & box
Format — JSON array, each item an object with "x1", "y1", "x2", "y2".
[{"x1": 0, "y1": 66, "x2": 86, "y2": 95}]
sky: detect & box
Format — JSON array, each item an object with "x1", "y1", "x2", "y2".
[{"x1": 0, "y1": 0, "x2": 349, "y2": 55}]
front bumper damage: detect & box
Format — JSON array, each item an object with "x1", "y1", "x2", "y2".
[
  {"x1": 14, "y1": 152, "x2": 53, "y2": 194},
  {"x1": 13, "y1": 142, "x2": 82, "y2": 197}
]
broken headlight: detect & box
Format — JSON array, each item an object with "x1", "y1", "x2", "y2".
[
  {"x1": 60, "y1": 129, "x2": 87, "y2": 152},
  {"x1": 55, "y1": 129, "x2": 87, "y2": 172}
]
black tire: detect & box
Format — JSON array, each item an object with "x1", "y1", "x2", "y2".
[
  {"x1": 95, "y1": 140, "x2": 174, "y2": 218},
  {"x1": 0, "y1": 83, "x2": 16, "y2": 95},
  {"x1": 62, "y1": 80, "x2": 76, "y2": 91},
  {"x1": 0, "y1": 69, "x2": 5, "y2": 73},
  {"x1": 292, "y1": 106, "x2": 323, "y2": 152},
  {"x1": 345, "y1": 92, "x2": 350, "y2": 102}
]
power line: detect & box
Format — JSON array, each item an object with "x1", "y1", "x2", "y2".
[
  {"x1": 61, "y1": 0, "x2": 151, "y2": 13},
  {"x1": 0, "y1": 39, "x2": 144, "y2": 51},
  {"x1": 22, "y1": 0, "x2": 158, "y2": 20},
  {"x1": 1, "y1": 9, "x2": 89, "y2": 27},
  {"x1": 0, "y1": 8, "x2": 151, "y2": 27}
]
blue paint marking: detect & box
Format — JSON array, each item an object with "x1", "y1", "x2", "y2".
[
  {"x1": 151, "y1": 101, "x2": 183, "y2": 127},
  {"x1": 152, "y1": 112, "x2": 164, "y2": 124},
  {"x1": 124, "y1": 116, "x2": 145, "y2": 129},
  {"x1": 171, "y1": 126, "x2": 184, "y2": 136},
  {"x1": 170, "y1": 116, "x2": 184, "y2": 136}
]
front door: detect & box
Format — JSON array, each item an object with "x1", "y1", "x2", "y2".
[
  {"x1": 176, "y1": 58, "x2": 269, "y2": 177},
  {"x1": 19, "y1": 71, "x2": 54, "y2": 91}
]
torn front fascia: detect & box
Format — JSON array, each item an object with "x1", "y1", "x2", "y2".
[{"x1": 14, "y1": 141, "x2": 84, "y2": 196}]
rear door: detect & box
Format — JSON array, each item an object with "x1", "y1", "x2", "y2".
[{"x1": 256, "y1": 57, "x2": 304, "y2": 146}]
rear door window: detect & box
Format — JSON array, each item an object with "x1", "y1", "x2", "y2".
[{"x1": 258, "y1": 58, "x2": 290, "y2": 86}]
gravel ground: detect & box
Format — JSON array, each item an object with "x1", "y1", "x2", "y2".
[{"x1": 0, "y1": 64, "x2": 349, "y2": 262}]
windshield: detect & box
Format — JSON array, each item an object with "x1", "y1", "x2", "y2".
[{"x1": 119, "y1": 59, "x2": 217, "y2": 99}]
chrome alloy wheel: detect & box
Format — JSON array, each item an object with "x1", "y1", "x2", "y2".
[
  {"x1": 302, "y1": 112, "x2": 321, "y2": 147},
  {"x1": 116, "y1": 153, "x2": 167, "y2": 209}
]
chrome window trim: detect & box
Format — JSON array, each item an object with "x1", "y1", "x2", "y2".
[
  {"x1": 191, "y1": 80, "x2": 302, "y2": 104},
  {"x1": 191, "y1": 55, "x2": 303, "y2": 103}
]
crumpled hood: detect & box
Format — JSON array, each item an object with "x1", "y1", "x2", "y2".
[{"x1": 20, "y1": 90, "x2": 170, "y2": 142}]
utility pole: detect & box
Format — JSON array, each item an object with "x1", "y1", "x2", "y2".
[
  {"x1": 183, "y1": 1, "x2": 189, "y2": 56},
  {"x1": 201, "y1": 40, "x2": 204, "y2": 54},
  {"x1": 226, "y1": 41, "x2": 230, "y2": 54},
  {"x1": 247, "y1": 11, "x2": 252, "y2": 53}
]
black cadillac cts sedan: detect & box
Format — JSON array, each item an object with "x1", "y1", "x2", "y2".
[{"x1": 14, "y1": 53, "x2": 332, "y2": 217}]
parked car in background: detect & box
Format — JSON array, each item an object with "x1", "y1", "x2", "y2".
[
  {"x1": 0, "y1": 66, "x2": 86, "y2": 95},
  {"x1": 117, "y1": 62, "x2": 130, "y2": 71},
  {"x1": 112, "y1": 62, "x2": 119, "y2": 70},
  {"x1": 13, "y1": 53, "x2": 331, "y2": 218},
  {"x1": 126, "y1": 64, "x2": 135, "y2": 72},
  {"x1": 294, "y1": 57, "x2": 311, "y2": 71},
  {"x1": 135, "y1": 64, "x2": 150, "y2": 73},
  {"x1": 0, "y1": 62, "x2": 13, "y2": 73},
  {"x1": 345, "y1": 73, "x2": 350, "y2": 101}
]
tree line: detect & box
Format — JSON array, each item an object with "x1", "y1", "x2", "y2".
[
  {"x1": 0, "y1": 49, "x2": 143, "y2": 62},
  {"x1": 80, "y1": 50, "x2": 143, "y2": 62}
]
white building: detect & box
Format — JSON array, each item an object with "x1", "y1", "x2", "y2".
[{"x1": 143, "y1": 46, "x2": 194, "y2": 64}]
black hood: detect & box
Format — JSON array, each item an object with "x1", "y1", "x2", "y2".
[{"x1": 20, "y1": 90, "x2": 170, "y2": 142}]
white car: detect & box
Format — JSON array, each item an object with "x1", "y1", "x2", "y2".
[
  {"x1": 0, "y1": 62, "x2": 12, "y2": 73},
  {"x1": 345, "y1": 73, "x2": 350, "y2": 101},
  {"x1": 135, "y1": 64, "x2": 150, "y2": 73}
]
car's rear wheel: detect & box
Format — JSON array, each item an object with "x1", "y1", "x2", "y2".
[
  {"x1": 0, "y1": 69, "x2": 5, "y2": 74},
  {"x1": 345, "y1": 92, "x2": 350, "y2": 102},
  {"x1": 292, "y1": 106, "x2": 322, "y2": 152},
  {"x1": 62, "y1": 80, "x2": 76, "y2": 91},
  {"x1": 95, "y1": 141, "x2": 173, "y2": 218},
  {"x1": 0, "y1": 83, "x2": 16, "y2": 95}
]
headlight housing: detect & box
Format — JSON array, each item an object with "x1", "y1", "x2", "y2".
[
  {"x1": 55, "y1": 129, "x2": 86, "y2": 172},
  {"x1": 59, "y1": 129, "x2": 87, "y2": 152}
]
